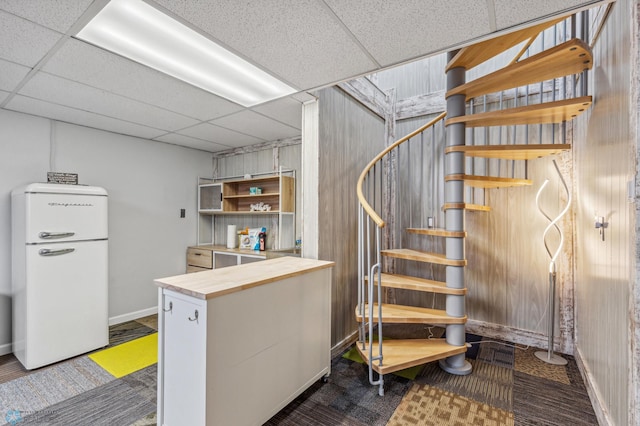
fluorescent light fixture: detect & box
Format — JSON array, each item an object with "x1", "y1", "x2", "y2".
[{"x1": 76, "y1": 0, "x2": 296, "y2": 106}]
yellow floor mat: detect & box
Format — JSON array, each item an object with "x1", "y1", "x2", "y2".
[{"x1": 89, "y1": 333, "x2": 157, "y2": 378}]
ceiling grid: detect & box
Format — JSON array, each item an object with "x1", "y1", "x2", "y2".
[{"x1": 0, "y1": 0, "x2": 609, "y2": 152}]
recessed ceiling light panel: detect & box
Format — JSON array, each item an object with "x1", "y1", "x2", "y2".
[{"x1": 76, "y1": 0, "x2": 296, "y2": 106}]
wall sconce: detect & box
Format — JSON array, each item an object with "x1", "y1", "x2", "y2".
[{"x1": 594, "y1": 216, "x2": 607, "y2": 241}]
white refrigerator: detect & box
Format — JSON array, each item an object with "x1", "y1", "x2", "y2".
[{"x1": 11, "y1": 183, "x2": 109, "y2": 370}]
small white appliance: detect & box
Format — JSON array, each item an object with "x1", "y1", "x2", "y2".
[{"x1": 11, "y1": 183, "x2": 109, "y2": 369}]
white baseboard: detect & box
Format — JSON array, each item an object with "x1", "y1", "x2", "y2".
[
  {"x1": 0, "y1": 308, "x2": 158, "y2": 357},
  {"x1": 0, "y1": 342, "x2": 12, "y2": 357},
  {"x1": 109, "y1": 306, "x2": 157, "y2": 326},
  {"x1": 466, "y1": 319, "x2": 573, "y2": 355},
  {"x1": 331, "y1": 329, "x2": 358, "y2": 358},
  {"x1": 574, "y1": 345, "x2": 612, "y2": 426}
]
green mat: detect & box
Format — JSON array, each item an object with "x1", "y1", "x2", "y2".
[{"x1": 342, "y1": 345, "x2": 425, "y2": 380}]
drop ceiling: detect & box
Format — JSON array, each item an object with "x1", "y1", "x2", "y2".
[{"x1": 0, "y1": 0, "x2": 608, "y2": 153}]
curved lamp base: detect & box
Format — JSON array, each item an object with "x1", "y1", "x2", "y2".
[{"x1": 534, "y1": 350, "x2": 568, "y2": 366}]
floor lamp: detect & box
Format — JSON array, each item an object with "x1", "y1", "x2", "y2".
[{"x1": 534, "y1": 159, "x2": 570, "y2": 366}]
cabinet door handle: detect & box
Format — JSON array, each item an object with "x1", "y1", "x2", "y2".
[
  {"x1": 188, "y1": 309, "x2": 199, "y2": 323},
  {"x1": 194, "y1": 253, "x2": 202, "y2": 256},
  {"x1": 163, "y1": 301, "x2": 173, "y2": 313}
]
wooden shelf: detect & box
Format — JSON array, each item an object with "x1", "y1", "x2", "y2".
[
  {"x1": 446, "y1": 16, "x2": 566, "y2": 71},
  {"x1": 216, "y1": 175, "x2": 294, "y2": 213},
  {"x1": 445, "y1": 96, "x2": 592, "y2": 127},
  {"x1": 381, "y1": 248, "x2": 466, "y2": 266},
  {"x1": 199, "y1": 210, "x2": 283, "y2": 216},
  {"x1": 355, "y1": 339, "x2": 467, "y2": 375},
  {"x1": 446, "y1": 174, "x2": 532, "y2": 189},
  {"x1": 442, "y1": 203, "x2": 491, "y2": 212},
  {"x1": 366, "y1": 273, "x2": 466, "y2": 295},
  {"x1": 406, "y1": 228, "x2": 466, "y2": 238},
  {"x1": 446, "y1": 39, "x2": 593, "y2": 101},
  {"x1": 355, "y1": 303, "x2": 467, "y2": 324},
  {"x1": 223, "y1": 192, "x2": 280, "y2": 199},
  {"x1": 446, "y1": 143, "x2": 571, "y2": 160}
]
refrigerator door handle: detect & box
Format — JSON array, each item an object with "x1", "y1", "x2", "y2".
[
  {"x1": 39, "y1": 248, "x2": 75, "y2": 257},
  {"x1": 39, "y1": 231, "x2": 75, "y2": 240}
]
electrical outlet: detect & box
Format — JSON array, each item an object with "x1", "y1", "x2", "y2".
[{"x1": 180, "y1": 208, "x2": 185, "y2": 218}]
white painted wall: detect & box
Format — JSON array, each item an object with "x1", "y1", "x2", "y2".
[{"x1": 0, "y1": 109, "x2": 212, "y2": 354}]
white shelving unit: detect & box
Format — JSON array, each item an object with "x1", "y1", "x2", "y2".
[{"x1": 197, "y1": 167, "x2": 296, "y2": 250}]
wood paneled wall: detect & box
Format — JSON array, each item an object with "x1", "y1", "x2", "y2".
[
  {"x1": 316, "y1": 87, "x2": 385, "y2": 348},
  {"x1": 573, "y1": 0, "x2": 636, "y2": 424}
]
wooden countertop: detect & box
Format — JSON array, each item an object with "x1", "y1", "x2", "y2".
[
  {"x1": 155, "y1": 257, "x2": 335, "y2": 300},
  {"x1": 189, "y1": 244, "x2": 266, "y2": 257}
]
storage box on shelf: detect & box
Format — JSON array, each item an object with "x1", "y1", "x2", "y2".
[{"x1": 195, "y1": 168, "x2": 296, "y2": 260}]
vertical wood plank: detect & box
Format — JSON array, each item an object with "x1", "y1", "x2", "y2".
[{"x1": 317, "y1": 87, "x2": 385, "y2": 346}]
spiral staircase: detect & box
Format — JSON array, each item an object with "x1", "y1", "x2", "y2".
[{"x1": 355, "y1": 17, "x2": 593, "y2": 395}]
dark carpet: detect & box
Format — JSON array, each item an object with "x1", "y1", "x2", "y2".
[{"x1": 0, "y1": 318, "x2": 598, "y2": 426}]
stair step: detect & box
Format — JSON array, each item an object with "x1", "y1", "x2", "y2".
[
  {"x1": 355, "y1": 303, "x2": 467, "y2": 324},
  {"x1": 406, "y1": 228, "x2": 466, "y2": 237},
  {"x1": 366, "y1": 273, "x2": 466, "y2": 295},
  {"x1": 442, "y1": 203, "x2": 491, "y2": 212},
  {"x1": 446, "y1": 38, "x2": 593, "y2": 101},
  {"x1": 381, "y1": 248, "x2": 466, "y2": 266},
  {"x1": 445, "y1": 143, "x2": 571, "y2": 160},
  {"x1": 355, "y1": 338, "x2": 467, "y2": 375},
  {"x1": 445, "y1": 96, "x2": 592, "y2": 127},
  {"x1": 446, "y1": 174, "x2": 532, "y2": 189},
  {"x1": 446, "y1": 16, "x2": 567, "y2": 71}
]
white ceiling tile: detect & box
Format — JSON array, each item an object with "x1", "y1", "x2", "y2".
[
  {"x1": 0, "y1": 0, "x2": 94, "y2": 33},
  {"x1": 292, "y1": 92, "x2": 317, "y2": 103},
  {"x1": 179, "y1": 122, "x2": 264, "y2": 148},
  {"x1": 0, "y1": 90, "x2": 9, "y2": 104},
  {"x1": 211, "y1": 110, "x2": 301, "y2": 141},
  {"x1": 154, "y1": 133, "x2": 231, "y2": 153},
  {"x1": 6, "y1": 95, "x2": 166, "y2": 140},
  {"x1": 252, "y1": 97, "x2": 302, "y2": 130},
  {"x1": 19, "y1": 72, "x2": 199, "y2": 131},
  {"x1": 493, "y1": 0, "x2": 598, "y2": 29},
  {"x1": 0, "y1": 10, "x2": 63, "y2": 67},
  {"x1": 324, "y1": 0, "x2": 492, "y2": 66},
  {"x1": 0, "y1": 59, "x2": 30, "y2": 92},
  {"x1": 42, "y1": 39, "x2": 244, "y2": 120},
  {"x1": 153, "y1": 0, "x2": 378, "y2": 90}
]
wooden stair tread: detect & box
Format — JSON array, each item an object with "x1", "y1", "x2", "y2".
[
  {"x1": 445, "y1": 96, "x2": 592, "y2": 127},
  {"x1": 355, "y1": 303, "x2": 467, "y2": 324},
  {"x1": 355, "y1": 339, "x2": 467, "y2": 375},
  {"x1": 446, "y1": 39, "x2": 593, "y2": 101},
  {"x1": 446, "y1": 16, "x2": 566, "y2": 71},
  {"x1": 442, "y1": 203, "x2": 491, "y2": 212},
  {"x1": 381, "y1": 248, "x2": 466, "y2": 266},
  {"x1": 406, "y1": 228, "x2": 466, "y2": 237},
  {"x1": 446, "y1": 174, "x2": 532, "y2": 189},
  {"x1": 366, "y1": 273, "x2": 466, "y2": 295},
  {"x1": 445, "y1": 143, "x2": 571, "y2": 160}
]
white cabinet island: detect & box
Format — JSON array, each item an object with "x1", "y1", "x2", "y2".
[{"x1": 155, "y1": 256, "x2": 334, "y2": 426}]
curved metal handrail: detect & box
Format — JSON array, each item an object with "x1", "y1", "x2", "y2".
[{"x1": 356, "y1": 111, "x2": 446, "y2": 228}]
